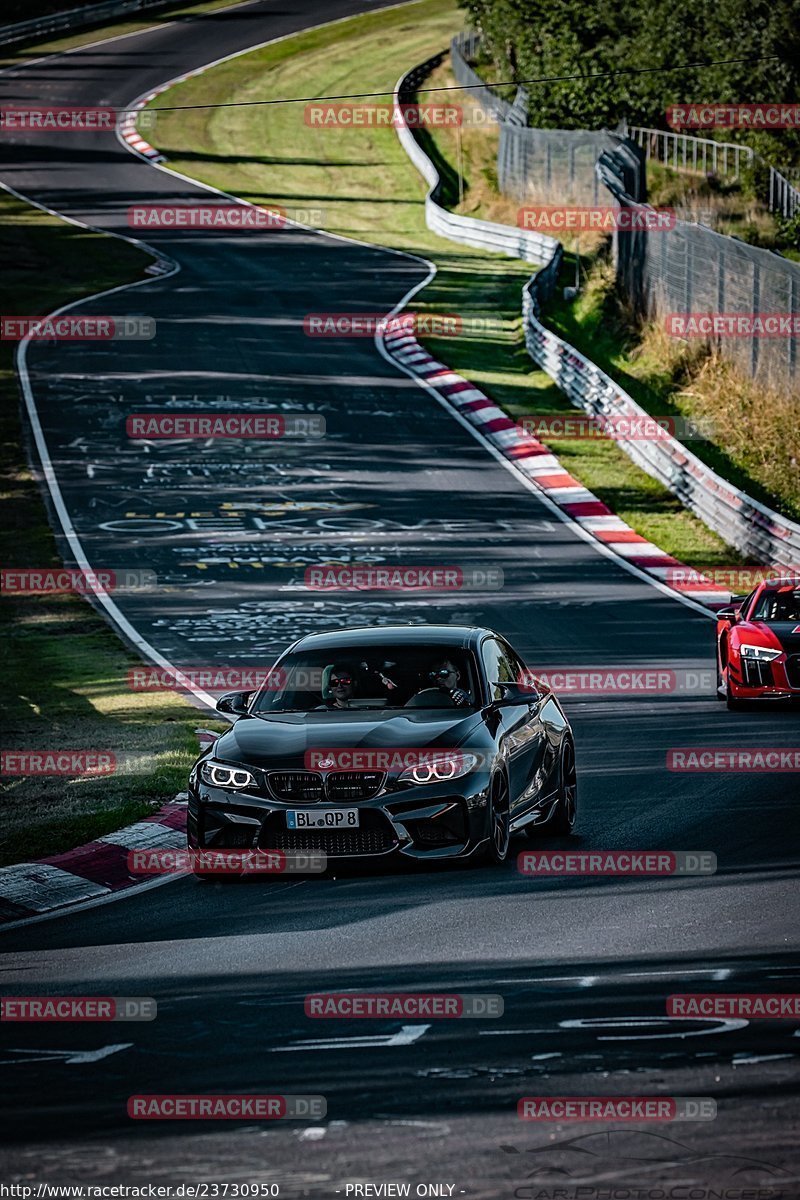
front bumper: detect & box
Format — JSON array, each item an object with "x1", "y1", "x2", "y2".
[
  {"x1": 727, "y1": 654, "x2": 800, "y2": 701},
  {"x1": 188, "y1": 774, "x2": 493, "y2": 861}
]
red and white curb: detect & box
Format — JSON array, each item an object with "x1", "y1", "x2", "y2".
[
  {"x1": 118, "y1": 85, "x2": 171, "y2": 161},
  {"x1": 380, "y1": 329, "x2": 732, "y2": 612},
  {"x1": 117, "y1": 59, "x2": 222, "y2": 164},
  {"x1": 0, "y1": 798, "x2": 188, "y2": 924}
]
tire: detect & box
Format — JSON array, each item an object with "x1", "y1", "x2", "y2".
[
  {"x1": 484, "y1": 771, "x2": 511, "y2": 866},
  {"x1": 530, "y1": 739, "x2": 577, "y2": 837},
  {"x1": 726, "y1": 681, "x2": 746, "y2": 711}
]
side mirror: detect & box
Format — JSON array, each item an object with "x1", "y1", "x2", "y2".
[
  {"x1": 716, "y1": 605, "x2": 740, "y2": 622},
  {"x1": 216, "y1": 691, "x2": 251, "y2": 716},
  {"x1": 493, "y1": 680, "x2": 541, "y2": 706}
]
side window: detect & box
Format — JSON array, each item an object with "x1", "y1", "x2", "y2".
[
  {"x1": 739, "y1": 588, "x2": 758, "y2": 620},
  {"x1": 481, "y1": 638, "x2": 516, "y2": 701},
  {"x1": 499, "y1": 639, "x2": 527, "y2": 686}
]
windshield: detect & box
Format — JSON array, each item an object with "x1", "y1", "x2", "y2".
[
  {"x1": 750, "y1": 585, "x2": 800, "y2": 623},
  {"x1": 251, "y1": 643, "x2": 481, "y2": 713}
]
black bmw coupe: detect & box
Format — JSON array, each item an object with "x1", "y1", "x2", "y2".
[{"x1": 188, "y1": 624, "x2": 577, "y2": 869}]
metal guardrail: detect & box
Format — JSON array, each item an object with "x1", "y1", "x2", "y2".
[
  {"x1": 0, "y1": 0, "x2": 172, "y2": 47},
  {"x1": 397, "y1": 57, "x2": 557, "y2": 267},
  {"x1": 523, "y1": 282, "x2": 800, "y2": 570},
  {"x1": 395, "y1": 54, "x2": 800, "y2": 571}
]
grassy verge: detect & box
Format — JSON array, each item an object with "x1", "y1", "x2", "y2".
[
  {"x1": 0, "y1": 0, "x2": 254, "y2": 68},
  {"x1": 146, "y1": 0, "x2": 745, "y2": 567},
  {"x1": 0, "y1": 192, "x2": 216, "y2": 867}
]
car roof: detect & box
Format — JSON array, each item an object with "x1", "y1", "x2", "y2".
[
  {"x1": 291, "y1": 625, "x2": 494, "y2": 651},
  {"x1": 745, "y1": 577, "x2": 800, "y2": 606},
  {"x1": 760, "y1": 578, "x2": 800, "y2": 592}
]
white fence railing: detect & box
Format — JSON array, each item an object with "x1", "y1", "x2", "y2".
[
  {"x1": 395, "y1": 55, "x2": 800, "y2": 572},
  {"x1": 622, "y1": 124, "x2": 753, "y2": 180},
  {"x1": 623, "y1": 124, "x2": 800, "y2": 220},
  {"x1": 0, "y1": 0, "x2": 172, "y2": 46},
  {"x1": 769, "y1": 166, "x2": 800, "y2": 220}
]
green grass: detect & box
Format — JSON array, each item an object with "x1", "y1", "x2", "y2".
[
  {"x1": 146, "y1": 0, "x2": 744, "y2": 567},
  {"x1": 0, "y1": 192, "x2": 221, "y2": 868}
]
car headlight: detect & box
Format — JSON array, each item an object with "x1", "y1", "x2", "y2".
[
  {"x1": 398, "y1": 752, "x2": 481, "y2": 784},
  {"x1": 200, "y1": 760, "x2": 257, "y2": 790},
  {"x1": 739, "y1": 644, "x2": 781, "y2": 662}
]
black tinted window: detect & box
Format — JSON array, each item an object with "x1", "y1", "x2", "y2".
[
  {"x1": 481, "y1": 637, "x2": 516, "y2": 701},
  {"x1": 751, "y1": 586, "x2": 800, "y2": 623},
  {"x1": 251, "y1": 644, "x2": 480, "y2": 713}
]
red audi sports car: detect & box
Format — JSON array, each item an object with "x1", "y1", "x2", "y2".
[{"x1": 716, "y1": 578, "x2": 800, "y2": 709}]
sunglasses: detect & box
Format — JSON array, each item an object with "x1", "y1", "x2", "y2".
[
  {"x1": 330, "y1": 675, "x2": 352, "y2": 686},
  {"x1": 430, "y1": 667, "x2": 454, "y2": 679}
]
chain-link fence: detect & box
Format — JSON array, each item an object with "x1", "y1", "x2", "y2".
[
  {"x1": 395, "y1": 53, "x2": 800, "y2": 569},
  {"x1": 598, "y1": 149, "x2": 800, "y2": 387},
  {"x1": 450, "y1": 32, "x2": 620, "y2": 204},
  {"x1": 451, "y1": 31, "x2": 800, "y2": 388},
  {"x1": 448, "y1": 31, "x2": 513, "y2": 122},
  {"x1": 498, "y1": 126, "x2": 623, "y2": 206}
]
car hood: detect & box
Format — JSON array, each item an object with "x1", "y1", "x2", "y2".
[
  {"x1": 743, "y1": 621, "x2": 800, "y2": 654},
  {"x1": 212, "y1": 709, "x2": 485, "y2": 770}
]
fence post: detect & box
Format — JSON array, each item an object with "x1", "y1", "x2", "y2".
[
  {"x1": 789, "y1": 272, "x2": 797, "y2": 380},
  {"x1": 751, "y1": 263, "x2": 760, "y2": 377}
]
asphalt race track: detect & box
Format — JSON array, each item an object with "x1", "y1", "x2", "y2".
[{"x1": 0, "y1": 0, "x2": 799, "y2": 1192}]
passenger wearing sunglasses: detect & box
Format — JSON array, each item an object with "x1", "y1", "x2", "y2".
[{"x1": 316, "y1": 663, "x2": 356, "y2": 709}]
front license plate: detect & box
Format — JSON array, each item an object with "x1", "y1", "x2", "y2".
[{"x1": 286, "y1": 808, "x2": 360, "y2": 830}]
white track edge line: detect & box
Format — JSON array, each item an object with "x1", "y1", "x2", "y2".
[{"x1": 2, "y1": 177, "x2": 224, "y2": 709}]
